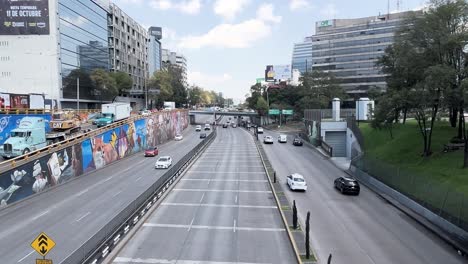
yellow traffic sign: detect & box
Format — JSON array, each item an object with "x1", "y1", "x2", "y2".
[
  {"x1": 36, "y1": 259, "x2": 53, "y2": 264},
  {"x1": 31, "y1": 232, "x2": 56, "y2": 257}
]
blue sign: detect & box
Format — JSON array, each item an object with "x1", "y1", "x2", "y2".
[{"x1": 0, "y1": 114, "x2": 51, "y2": 144}]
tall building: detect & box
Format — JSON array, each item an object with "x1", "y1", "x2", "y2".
[
  {"x1": 108, "y1": 3, "x2": 149, "y2": 102},
  {"x1": 311, "y1": 11, "x2": 418, "y2": 97},
  {"x1": 0, "y1": 0, "x2": 111, "y2": 108},
  {"x1": 162, "y1": 49, "x2": 187, "y2": 87},
  {"x1": 148, "y1": 27, "x2": 162, "y2": 76},
  {"x1": 292, "y1": 37, "x2": 313, "y2": 74}
]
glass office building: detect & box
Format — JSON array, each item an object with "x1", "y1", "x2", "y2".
[
  {"x1": 58, "y1": 0, "x2": 110, "y2": 105},
  {"x1": 148, "y1": 27, "x2": 162, "y2": 76},
  {"x1": 292, "y1": 37, "x2": 313, "y2": 74},
  {"x1": 311, "y1": 11, "x2": 418, "y2": 97}
]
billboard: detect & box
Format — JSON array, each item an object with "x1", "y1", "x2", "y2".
[
  {"x1": 318, "y1": 20, "x2": 334, "y2": 28},
  {"x1": 0, "y1": 0, "x2": 50, "y2": 35},
  {"x1": 265, "y1": 65, "x2": 292, "y2": 82},
  {"x1": 0, "y1": 93, "x2": 10, "y2": 109},
  {"x1": 10, "y1": 94, "x2": 29, "y2": 109}
]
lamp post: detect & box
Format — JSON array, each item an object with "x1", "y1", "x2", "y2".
[{"x1": 76, "y1": 77, "x2": 80, "y2": 111}]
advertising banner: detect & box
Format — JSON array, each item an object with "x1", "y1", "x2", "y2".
[
  {"x1": 29, "y1": 94, "x2": 45, "y2": 109},
  {"x1": 0, "y1": 93, "x2": 10, "y2": 109},
  {"x1": 10, "y1": 94, "x2": 29, "y2": 109},
  {"x1": 0, "y1": 0, "x2": 50, "y2": 35},
  {"x1": 274, "y1": 65, "x2": 291, "y2": 81},
  {"x1": 265, "y1": 65, "x2": 274, "y2": 82}
]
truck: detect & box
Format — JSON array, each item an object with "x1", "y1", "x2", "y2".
[
  {"x1": 46, "y1": 109, "x2": 82, "y2": 144},
  {"x1": 0, "y1": 117, "x2": 47, "y2": 158},
  {"x1": 163, "y1": 101, "x2": 176, "y2": 110},
  {"x1": 96, "y1": 103, "x2": 131, "y2": 127}
]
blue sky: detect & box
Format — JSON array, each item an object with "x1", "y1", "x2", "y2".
[{"x1": 112, "y1": 0, "x2": 426, "y2": 103}]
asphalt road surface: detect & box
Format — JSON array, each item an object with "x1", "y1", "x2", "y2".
[
  {"x1": 0, "y1": 117, "x2": 212, "y2": 264},
  {"x1": 259, "y1": 129, "x2": 465, "y2": 264},
  {"x1": 111, "y1": 121, "x2": 297, "y2": 264}
]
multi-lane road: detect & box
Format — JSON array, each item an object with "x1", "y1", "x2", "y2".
[
  {"x1": 111, "y1": 120, "x2": 297, "y2": 264},
  {"x1": 0, "y1": 116, "x2": 213, "y2": 263},
  {"x1": 259, "y1": 129, "x2": 465, "y2": 264}
]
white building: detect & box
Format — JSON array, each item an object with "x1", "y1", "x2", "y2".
[
  {"x1": 0, "y1": 0, "x2": 112, "y2": 109},
  {"x1": 162, "y1": 49, "x2": 187, "y2": 87}
]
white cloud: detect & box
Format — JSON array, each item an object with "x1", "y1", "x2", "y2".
[
  {"x1": 256, "y1": 3, "x2": 282, "y2": 23},
  {"x1": 213, "y1": 0, "x2": 250, "y2": 20},
  {"x1": 149, "y1": 0, "x2": 201, "y2": 14},
  {"x1": 289, "y1": 0, "x2": 309, "y2": 11},
  {"x1": 320, "y1": 3, "x2": 338, "y2": 18},
  {"x1": 179, "y1": 3, "x2": 282, "y2": 49},
  {"x1": 187, "y1": 71, "x2": 233, "y2": 89}
]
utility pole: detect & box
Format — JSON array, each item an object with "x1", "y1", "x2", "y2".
[{"x1": 76, "y1": 77, "x2": 80, "y2": 111}]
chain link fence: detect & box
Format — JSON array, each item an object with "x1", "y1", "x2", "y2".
[{"x1": 352, "y1": 155, "x2": 468, "y2": 232}]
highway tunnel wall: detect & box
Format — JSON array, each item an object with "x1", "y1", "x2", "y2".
[{"x1": 0, "y1": 110, "x2": 188, "y2": 207}]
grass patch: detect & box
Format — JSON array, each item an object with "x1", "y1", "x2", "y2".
[
  {"x1": 276, "y1": 191, "x2": 285, "y2": 196},
  {"x1": 300, "y1": 253, "x2": 317, "y2": 262},
  {"x1": 281, "y1": 205, "x2": 291, "y2": 210},
  {"x1": 360, "y1": 121, "x2": 468, "y2": 194}
]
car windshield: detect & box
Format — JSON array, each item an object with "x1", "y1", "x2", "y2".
[
  {"x1": 158, "y1": 158, "x2": 168, "y2": 162},
  {"x1": 294, "y1": 178, "x2": 305, "y2": 182}
]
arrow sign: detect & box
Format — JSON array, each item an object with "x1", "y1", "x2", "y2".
[{"x1": 31, "y1": 232, "x2": 56, "y2": 257}]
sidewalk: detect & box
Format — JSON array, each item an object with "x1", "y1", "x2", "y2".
[{"x1": 304, "y1": 140, "x2": 351, "y2": 171}]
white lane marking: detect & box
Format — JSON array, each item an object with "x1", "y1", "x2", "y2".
[
  {"x1": 187, "y1": 171, "x2": 265, "y2": 174},
  {"x1": 123, "y1": 167, "x2": 132, "y2": 172},
  {"x1": 112, "y1": 190, "x2": 122, "y2": 197},
  {"x1": 113, "y1": 257, "x2": 269, "y2": 264},
  {"x1": 188, "y1": 217, "x2": 195, "y2": 231},
  {"x1": 135, "y1": 177, "x2": 142, "y2": 182},
  {"x1": 32, "y1": 210, "x2": 50, "y2": 220},
  {"x1": 199, "y1": 193, "x2": 205, "y2": 203},
  {"x1": 182, "y1": 179, "x2": 267, "y2": 182},
  {"x1": 137, "y1": 159, "x2": 146, "y2": 165},
  {"x1": 76, "y1": 188, "x2": 89, "y2": 196},
  {"x1": 207, "y1": 179, "x2": 210, "y2": 185},
  {"x1": 161, "y1": 203, "x2": 276, "y2": 209},
  {"x1": 17, "y1": 250, "x2": 35, "y2": 262},
  {"x1": 233, "y1": 219, "x2": 237, "y2": 233},
  {"x1": 76, "y1": 211, "x2": 91, "y2": 222},
  {"x1": 104, "y1": 176, "x2": 113, "y2": 182},
  {"x1": 235, "y1": 195, "x2": 238, "y2": 203},
  {"x1": 143, "y1": 223, "x2": 285, "y2": 232},
  {"x1": 173, "y1": 189, "x2": 271, "y2": 193}
]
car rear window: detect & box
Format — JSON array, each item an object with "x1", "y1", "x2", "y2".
[
  {"x1": 159, "y1": 158, "x2": 168, "y2": 161},
  {"x1": 294, "y1": 178, "x2": 304, "y2": 182}
]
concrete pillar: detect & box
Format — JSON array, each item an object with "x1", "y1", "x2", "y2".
[{"x1": 332, "y1": 98, "x2": 340, "y2": 121}]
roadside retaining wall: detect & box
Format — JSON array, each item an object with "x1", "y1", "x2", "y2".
[{"x1": 0, "y1": 111, "x2": 188, "y2": 207}]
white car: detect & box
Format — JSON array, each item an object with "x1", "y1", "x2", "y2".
[
  {"x1": 155, "y1": 156, "x2": 172, "y2": 169},
  {"x1": 287, "y1": 173, "x2": 307, "y2": 191},
  {"x1": 195, "y1": 125, "x2": 201, "y2": 132},
  {"x1": 278, "y1": 134, "x2": 287, "y2": 143},
  {"x1": 140, "y1": 110, "x2": 151, "y2": 116},
  {"x1": 175, "y1": 134, "x2": 183, "y2": 141},
  {"x1": 204, "y1": 124, "x2": 211, "y2": 131},
  {"x1": 257, "y1": 127, "x2": 264, "y2": 134},
  {"x1": 263, "y1": 136, "x2": 274, "y2": 144}
]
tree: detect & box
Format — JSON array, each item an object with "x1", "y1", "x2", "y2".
[
  {"x1": 148, "y1": 69, "x2": 173, "y2": 108},
  {"x1": 90, "y1": 69, "x2": 118, "y2": 102},
  {"x1": 256, "y1": 97, "x2": 268, "y2": 117},
  {"x1": 168, "y1": 65, "x2": 187, "y2": 107},
  {"x1": 110, "y1": 72, "x2": 133, "y2": 95},
  {"x1": 188, "y1": 86, "x2": 203, "y2": 107}
]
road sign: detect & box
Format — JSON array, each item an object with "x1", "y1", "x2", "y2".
[
  {"x1": 36, "y1": 259, "x2": 53, "y2": 264},
  {"x1": 269, "y1": 109, "x2": 280, "y2": 115},
  {"x1": 31, "y1": 232, "x2": 56, "y2": 257},
  {"x1": 282, "y1": 109, "x2": 293, "y2": 115}
]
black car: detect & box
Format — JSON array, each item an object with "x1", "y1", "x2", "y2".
[
  {"x1": 293, "y1": 138, "x2": 303, "y2": 146},
  {"x1": 222, "y1": 123, "x2": 228, "y2": 128},
  {"x1": 200, "y1": 133, "x2": 207, "y2": 139},
  {"x1": 334, "y1": 177, "x2": 360, "y2": 195}
]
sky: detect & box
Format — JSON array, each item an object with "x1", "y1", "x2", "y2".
[{"x1": 112, "y1": 0, "x2": 427, "y2": 103}]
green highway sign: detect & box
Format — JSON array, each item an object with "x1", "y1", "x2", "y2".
[
  {"x1": 269, "y1": 109, "x2": 280, "y2": 115},
  {"x1": 282, "y1": 109, "x2": 293, "y2": 115}
]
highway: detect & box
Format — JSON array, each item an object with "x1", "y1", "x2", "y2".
[
  {"x1": 110, "y1": 121, "x2": 297, "y2": 264},
  {"x1": 0, "y1": 116, "x2": 213, "y2": 263},
  {"x1": 259, "y1": 129, "x2": 466, "y2": 264}
]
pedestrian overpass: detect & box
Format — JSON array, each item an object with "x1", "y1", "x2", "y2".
[{"x1": 188, "y1": 110, "x2": 259, "y2": 124}]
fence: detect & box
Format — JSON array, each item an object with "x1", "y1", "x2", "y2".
[
  {"x1": 61, "y1": 129, "x2": 216, "y2": 264},
  {"x1": 346, "y1": 116, "x2": 364, "y2": 148},
  {"x1": 352, "y1": 155, "x2": 468, "y2": 232},
  {"x1": 304, "y1": 109, "x2": 355, "y2": 122}
]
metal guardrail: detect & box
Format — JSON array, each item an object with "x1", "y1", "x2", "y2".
[
  {"x1": 0, "y1": 111, "x2": 188, "y2": 170},
  {"x1": 61, "y1": 129, "x2": 217, "y2": 264}
]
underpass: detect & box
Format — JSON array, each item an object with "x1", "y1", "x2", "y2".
[
  {"x1": 0, "y1": 115, "x2": 214, "y2": 263},
  {"x1": 110, "y1": 121, "x2": 297, "y2": 264}
]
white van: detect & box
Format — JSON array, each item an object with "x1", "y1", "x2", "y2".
[{"x1": 278, "y1": 134, "x2": 287, "y2": 143}]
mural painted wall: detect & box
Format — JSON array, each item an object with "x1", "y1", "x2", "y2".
[
  {"x1": 0, "y1": 110, "x2": 188, "y2": 207},
  {"x1": 0, "y1": 114, "x2": 52, "y2": 144}
]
